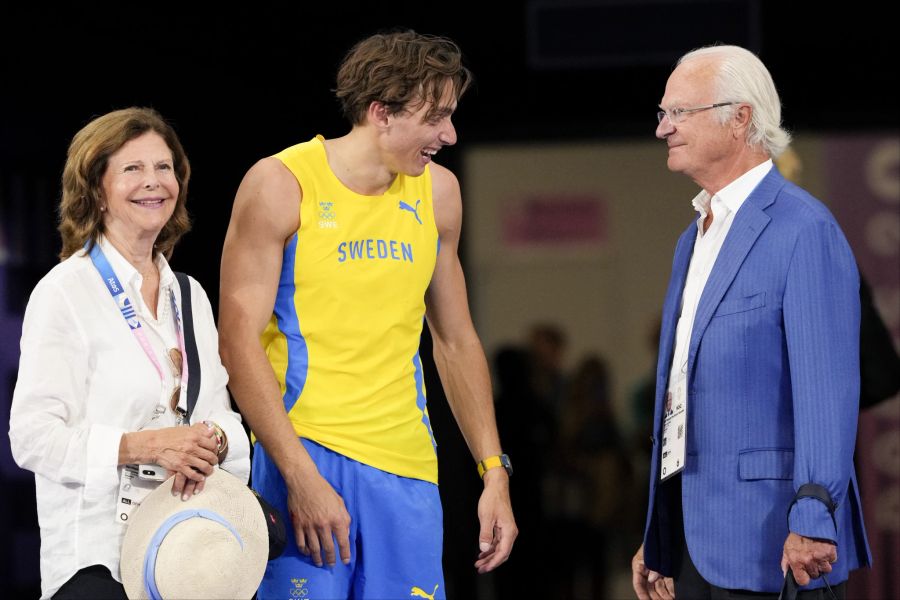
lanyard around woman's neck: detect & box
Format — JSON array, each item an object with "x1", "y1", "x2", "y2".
[{"x1": 87, "y1": 242, "x2": 190, "y2": 411}]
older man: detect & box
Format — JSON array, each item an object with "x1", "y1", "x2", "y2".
[{"x1": 631, "y1": 45, "x2": 871, "y2": 600}]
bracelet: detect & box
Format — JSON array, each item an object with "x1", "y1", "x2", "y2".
[{"x1": 202, "y1": 420, "x2": 228, "y2": 456}]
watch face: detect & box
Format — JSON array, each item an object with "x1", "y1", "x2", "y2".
[{"x1": 500, "y1": 454, "x2": 513, "y2": 476}]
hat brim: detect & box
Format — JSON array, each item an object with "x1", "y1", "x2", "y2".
[{"x1": 120, "y1": 468, "x2": 268, "y2": 599}]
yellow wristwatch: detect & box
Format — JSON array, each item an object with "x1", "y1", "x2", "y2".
[{"x1": 477, "y1": 454, "x2": 513, "y2": 478}]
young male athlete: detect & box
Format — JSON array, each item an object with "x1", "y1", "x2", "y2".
[{"x1": 218, "y1": 30, "x2": 517, "y2": 599}]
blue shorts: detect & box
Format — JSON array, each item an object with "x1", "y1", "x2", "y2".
[{"x1": 252, "y1": 438, "x2": 445, "y2": 600}]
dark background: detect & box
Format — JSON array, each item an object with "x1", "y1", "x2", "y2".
[
  {"x1": 2, "y1": 1, "x2": 897, "y2": 597},
  {"x1": 3, "y1": 1, "x2": 896, "y2": 294}
]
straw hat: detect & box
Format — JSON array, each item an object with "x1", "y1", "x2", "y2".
[{"x1": 120, "y1": 468, "x2": 268, "y2": 599}]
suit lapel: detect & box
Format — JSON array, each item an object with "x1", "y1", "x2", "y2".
[
  {"x1": 686, "y1": 169, "x2": 784, "y2": 375},
  {"x1": 657, "y1": 228, "x2": 696, "y2": 387},
  {"x1": 651, "y1": 228, "x2": 697, "y2": 441}
]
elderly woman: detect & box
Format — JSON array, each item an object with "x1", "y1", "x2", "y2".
[{"x1": 9, "y1": 107, "x2": 250, "y2": 599}]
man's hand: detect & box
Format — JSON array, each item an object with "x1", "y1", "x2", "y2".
[
  {"x1": 474, "y1": 469, "x2": 517, "y2": 573},
  {"x1": 632, "y1": 544, "x2": 674, "y2": 600},
  {"x1": 781, "y1": 532, "x2": 837, "y2": 586},
  {"x1": 287, "y1": 472, "x2": 352, "y2": 568}
]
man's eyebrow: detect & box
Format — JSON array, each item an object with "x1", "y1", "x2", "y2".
[{"x1": 430, "y1": 106, "x2": 455, "y2": 118}]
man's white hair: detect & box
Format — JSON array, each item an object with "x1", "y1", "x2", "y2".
[{"x1": 679, "y1": 45, "x2": 791, "y2": 158}]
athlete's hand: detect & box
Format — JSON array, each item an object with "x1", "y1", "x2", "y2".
[
  {"x1": 474, "y1": 468, "x2": 517, "y2": 573},
  {"x1": 287, "y1": 472, "x2": 352, "y2": 568}
]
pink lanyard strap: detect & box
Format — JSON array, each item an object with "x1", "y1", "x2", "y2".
[{"x1": 88, "y1": 243, "x2": 189, "y2": 398}]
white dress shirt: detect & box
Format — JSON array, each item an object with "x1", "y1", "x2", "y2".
[
  {"x1": 668, "y1": 159, "x2": 774, "y2": 385},
  {"x1": 9, "y1": 236, "x2": 250, "y2": 598}
]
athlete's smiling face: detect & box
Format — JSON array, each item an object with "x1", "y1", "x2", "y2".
[
  {"x1": 382, "y1": 79, "x2": 458, "y2": 176},
  {"x1": 100, "y1": 131, "x2": 179, "y2": 245}
]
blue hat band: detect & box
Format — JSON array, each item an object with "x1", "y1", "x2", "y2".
[{"x1": 143, "y1": 509, "x2": 244, "y2": 600}]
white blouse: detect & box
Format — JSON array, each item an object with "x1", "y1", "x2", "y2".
[{"x1": 9, "y1": 236, "x2": 250, "y2": 598}]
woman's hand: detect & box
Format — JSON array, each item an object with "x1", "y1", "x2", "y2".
[{"x1": 120, "y1": 423, "x2": 218, "y2": 499}]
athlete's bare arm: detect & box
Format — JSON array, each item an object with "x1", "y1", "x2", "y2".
[
  {"x1": 425, "y1": 163, "x2": 518, "y2": 573},
  {"x1": 219, "y1": 157, "x2": 351, "y2": 568}
]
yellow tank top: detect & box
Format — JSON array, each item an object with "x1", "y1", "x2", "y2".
[{"x1": 260, "y1": 136, "x2": 440, "y2": 483}]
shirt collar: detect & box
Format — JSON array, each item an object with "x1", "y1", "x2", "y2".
[
  {"x1": 691, "y1": 159, "x2": 773, "y2": 227},
  {"x1": 97, "y1": 235, "x2": 175, "y2": 290}
]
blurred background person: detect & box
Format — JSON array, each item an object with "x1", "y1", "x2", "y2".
[{"x1": 555, "y1": 354, "x2": 634, "y2": 599}]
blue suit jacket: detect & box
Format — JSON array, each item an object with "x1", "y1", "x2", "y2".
[{"x1": 642, "y1": 167, "x2": 872, "y2": 592}]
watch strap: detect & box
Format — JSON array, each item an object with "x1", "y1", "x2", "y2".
[{"x1": 477, "y1": 454, "x2": 511, "y2": 478}]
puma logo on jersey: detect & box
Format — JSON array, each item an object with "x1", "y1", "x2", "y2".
[
  {"x1": 410, "y1": 584, "x2": 438, "y2": 600},
  {"x1": 399, "y1": 200, "x2": 422, "y2": 225}
]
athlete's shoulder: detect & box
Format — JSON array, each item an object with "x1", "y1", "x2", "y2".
[
  {"x1": 429, "y1": 162, "x2": 460, "y2": 202},
  {"x1": 229, "y1": 156, "x2": 302, "y2": 240},
  {"x1": 273, "y1": 136, "x2": 323, "y2": 164},
  {"x1": 241, "y1": 156, "x2": 300, "y2": 200},
  {"x1": 428, "y1": 163, "x2": 461, "y2": 236}
]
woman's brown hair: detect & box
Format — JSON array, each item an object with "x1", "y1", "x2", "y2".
[{"x1": 58, "y1": 107, "x2": 191, "y2": 260}]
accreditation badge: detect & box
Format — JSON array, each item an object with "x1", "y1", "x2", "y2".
[
  {"x1": 115, "y1": 402, "x2": 175, "y2": 525},
  {"x1": 115, "y1": 464, "x2": 163, "y2": 525},
  {"x1": 660, "y1": 376, "x2": 687, "y2": 481}
]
